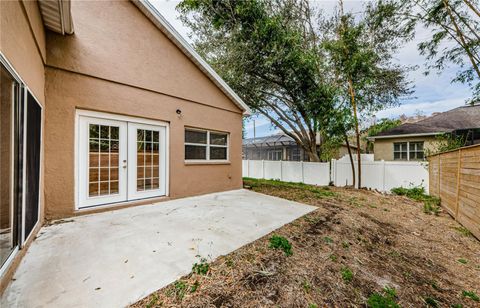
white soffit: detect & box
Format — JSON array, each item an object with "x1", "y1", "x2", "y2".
[
  {"x1": 38, "y1": 0, "x2": 74, "y2": 35},
  {"x1": 133, "y1": 0, "x2": 252, "y2": 115}
]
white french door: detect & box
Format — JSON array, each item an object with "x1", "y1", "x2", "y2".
[
  {"x1": 127, "y1": 123, "x2": 166, "y2": 200},
  {"x1": 77, "y1": 113, "x2": 167, "y2": 209}
]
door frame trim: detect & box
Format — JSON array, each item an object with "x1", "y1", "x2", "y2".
[{"x1": 74, "y1": 109, "x2": 170, "y2": 210}]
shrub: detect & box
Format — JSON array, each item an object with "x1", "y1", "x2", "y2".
[
  {"x1": 269, "y1": 235, "x2": 293, "y2": 256},
  {"x1": 192, "y1": 257, "x2": 209, "y2": 275},
  {"x1": 391, "y1": 185, "x2": 441, "y2": 215}
]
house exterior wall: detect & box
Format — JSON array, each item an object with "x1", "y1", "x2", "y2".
[
  {"x1": 0, "y1": 0, "x2": 46, "y2": 294},
  {"x1": 373, "y1": 136, "x2": 437, "y2": 161},
  {"x1": 43, "y1": 0, "x2": 244, "y2": 219}
]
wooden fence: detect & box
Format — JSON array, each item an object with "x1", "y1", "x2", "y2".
[{"x1": 428, "y1": 144, "x2": 480, "y2": 239}]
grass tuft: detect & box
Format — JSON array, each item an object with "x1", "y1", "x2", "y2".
[{"x1": 269, "y1": 235, "x2": 293, "y2": 256}]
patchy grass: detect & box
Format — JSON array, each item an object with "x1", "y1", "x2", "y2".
[
  {"x1": 269, "y1": 235, "x2": 293, "y2": 256},
  {"x1": 132, "y1": 178, "x2": 480, "y2": 307},
  {"x1": 391, "y1": 186, "x2": 441, "y2": 215}
]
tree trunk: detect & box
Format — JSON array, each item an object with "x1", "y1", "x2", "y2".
[
  {"x1": 305, "y1": 143, "x2": 321, "y2": 162},
  {"x1": 344, "y1": 133, "x2": 355, "y2": 187},
  {"x1": 348, "y1": 78, "x2": 362, "y2": 188}
]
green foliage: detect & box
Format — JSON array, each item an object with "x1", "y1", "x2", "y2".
[
  {"x1": 341, "y1": 267, "x2": 353, "y2": 282},
  {"x1": 244, "y1": 178, "x2": 336, "y2": 197},
  {"x1": 190, "y1": 281, "x2": 200, "y2": 293},
  {"x1": 367, "y1": 287, "x2": 399, "y2": 308},
  {"x1": 391, "y1": 185, "x2": 441, "y2": 214},
  {"x1": 365, "y1": 118, "x2": 402, "y2": 152},
  {"x1": 173, "y1": 281, "x2": 187, "y2": 300},
  {"x1": 453, "y1": 226, "x2": 472, "y2": 237},
  {"x1": 323, "y1": 236, "x2": 334, "y2": 244},
  {"x1": 192, "y1": 257, "x2": 210, "y2": 275},
  {"x1": 462, "y1": 290, "x2": 480, "y2": 302},
  {"x1": 425, "y1": 296, "x2": 438, "y2": 307},
  {"x1": 269, "y1": 235, "x2": 293, "y2": 256},
  {"x1": 145, "y1": 293, "x2": 159, "y2": 308},
  {"x1": 458, "y1": 258, "x2": 468, "y2": 264},
  {"x1": 381, "y1": 0, "x2": 480, "y2": 102},
  {"x1": 177, "y1": 0, "x2": 338, "y2": 162},
  {"x1": 424, "y1": 134, "x2": 465, "y2": 157}
]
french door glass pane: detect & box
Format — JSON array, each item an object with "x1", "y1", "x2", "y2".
[
  {"x1": 136, "y1": 129, "x2": 160, "y2": 192},
  {"x1": 88, "y1": 124, "x2": 120, "y2": 197}
]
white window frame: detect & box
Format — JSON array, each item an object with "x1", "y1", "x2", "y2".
[
  {"x1": 184, "y1": 128, "x2": 229, "y2": 162},
  {"x1": 268, "y1": 149, "x2": 283, "y2": 161},
  {"x1": 409, "y1": 141, "x2": 424, "y2": 161},
  {"x1": 393, "y1": 141, "x2": 424, "y2": 161}
]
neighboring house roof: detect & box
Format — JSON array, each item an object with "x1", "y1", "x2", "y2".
[
  {"x1": 132, "y1": 0, "x2": 251, "y2": 115},
  {"x1": 370, "y1": 105, "x2": 480, "y2": 140},
  {"x1": 243, "y1": 133, "x2": 357, "y2": 148}
]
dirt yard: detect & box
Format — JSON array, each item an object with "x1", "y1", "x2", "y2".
[{"x1": 133, "y1": 179, "x2": 480, "y2": 307}]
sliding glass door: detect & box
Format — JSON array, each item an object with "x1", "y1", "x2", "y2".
[
  {"x1": 0, "y1": 62, "x2": 18, "y2": 269},
  {"x1": 0, "y1": 57, "x2": 42, "y2": 275}
]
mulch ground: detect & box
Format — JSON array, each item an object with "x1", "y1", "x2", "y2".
[{"x1": 132, "y1": 179, "x2": 480, "y2": 307}]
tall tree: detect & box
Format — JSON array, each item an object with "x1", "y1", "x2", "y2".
[
  {"x1": 322, "y1": 1, "x2": 412, "y2": 187},
  {"x1": 177, "y1": 0, "x2": 337, "y2": 161},
  {"x1": 385, "y1": 0, "x2": 480, "y2": 102}
]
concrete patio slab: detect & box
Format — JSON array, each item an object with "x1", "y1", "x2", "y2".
[{"x1": 1, "y1": 189, "x2": 316, "y2": 308}]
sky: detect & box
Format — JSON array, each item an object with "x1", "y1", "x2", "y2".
[{"x1": 150, "y1": 0, "x2": 472, "y2": 138}]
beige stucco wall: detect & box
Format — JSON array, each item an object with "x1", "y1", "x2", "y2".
[
  {"x1": 0, "y1": 0, "x2": 46, "y2": 293},
  {"x1": 43, "y1": 0, "x2": 244, "y2": 219},
  {"x1": 373, "y1": 136, "x2": 438, "y2": 161}
]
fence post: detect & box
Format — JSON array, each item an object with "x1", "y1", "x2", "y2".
[
  {"x1": 437, "y1": 155, "x2": 440, "y2": 195},
  {"x1": 280, "y1": 161, "x2": 283, "y2": 181},
  {"x1": 301, "y1": 161, "x2": 304, "y2": 183},
  {"x1": 454, "y1": 149, "x2": 462, "y2": 219},
  {"x1": 382, "y1": 160, "x2": 386, "y2": 192},
  {"x1": 262, "y1": 160, "x2": 265, "y2": 179}
]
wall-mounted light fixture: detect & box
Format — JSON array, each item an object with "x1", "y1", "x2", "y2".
[{"x1": 176, "y1": 109, "x2": 182, "y2": 118}]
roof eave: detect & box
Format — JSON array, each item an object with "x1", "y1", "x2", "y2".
[
  {"x1": 133, "y1": 0, "x2": 251, "y2": 115},
  {"x1": 38, "y1": 0, "x2": 74, "y2": 35},
  {"x1": 367, "y1": 132, "x2": 444, "y2": 141}
]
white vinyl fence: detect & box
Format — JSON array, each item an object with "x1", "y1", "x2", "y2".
[
  {"x1": 243, "y1": 159, "x2": 429, "y2": 193},
  {"x1": 242, "y1": 160, "x2": 330, "y2": 186}
]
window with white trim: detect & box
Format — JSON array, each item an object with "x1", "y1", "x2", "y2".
[
  {"x1": 185, "y1": 128, "x2": 228, "y2": 161},
  {"x1": 393, "y1": 142, "x2": 408, "y2": 160},
  {"x1": 268, "y1": 149, "x2": 283, "y2": 161},
  {"x1": 393, "y1": 141, "x2": 424, "y2": 161},
  {"x1": 409, "y1": 142, "x2": 424, "y2": 160}
]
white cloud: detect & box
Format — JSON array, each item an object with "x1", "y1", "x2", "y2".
[{"x1": 376, "y1": 97, "x2": 468, "y2": 119}]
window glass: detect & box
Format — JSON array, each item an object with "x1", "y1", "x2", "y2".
[
  {"x1": 185, "y1": 145, "x2": 207, "y2": 160},
  {"x1": 185, "y1": 130, "x2": 207, "y2": 144},
  {"x1": 184, "y1": 128, "x2": 228, "y2": 161},
  {"x1": 210, "y1": 133, "x2": 227, "y2": 145},
  {"x1": 393, "y1": 142, "x2": 408, "y2": 160},
  {"x1": 409, "y1": 142, "x2": 424, "y2": 160},
  {"x1": 210, "y1": 147, "x2": 227, "y2": 160}
]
